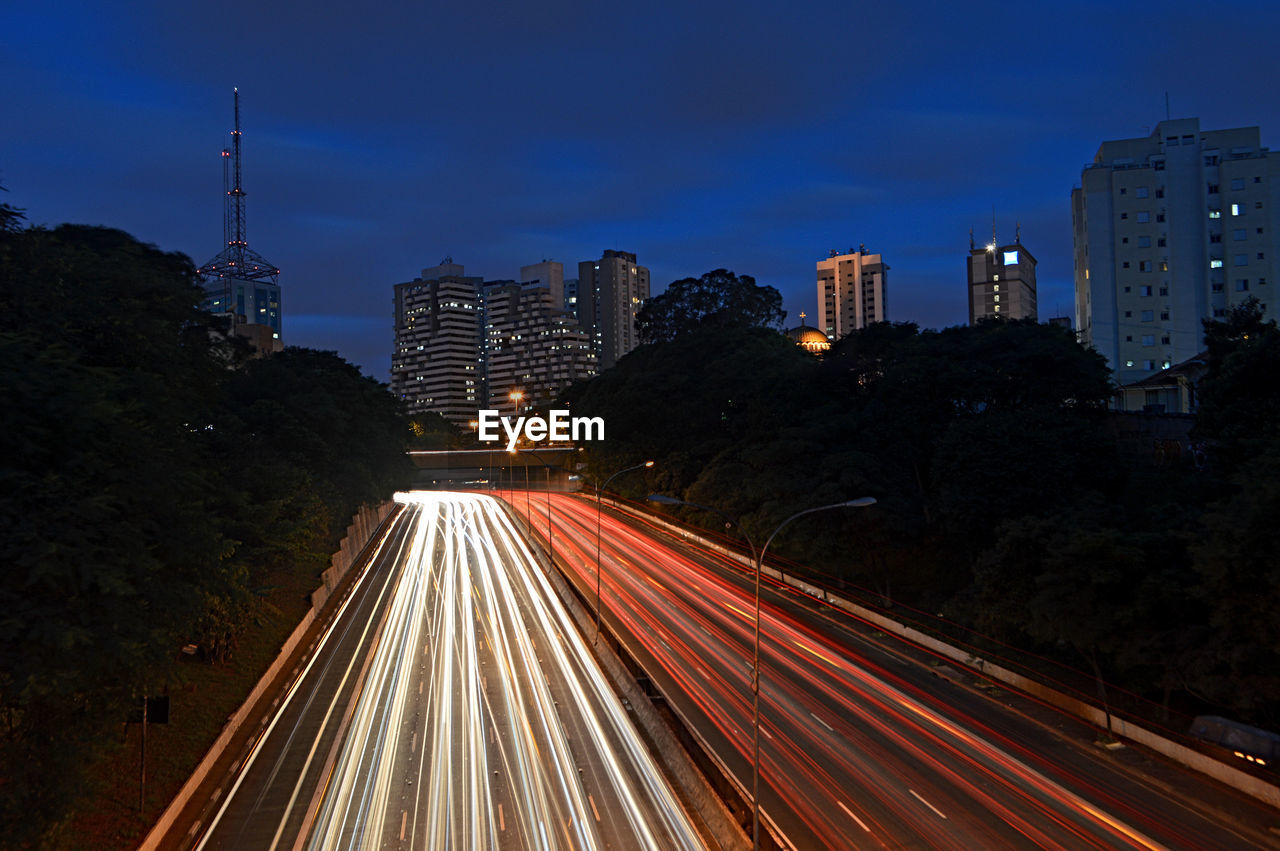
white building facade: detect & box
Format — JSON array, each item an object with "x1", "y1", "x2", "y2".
[{"x1": 1073, "y1": 118, "x2": 1278, "y2": 385}]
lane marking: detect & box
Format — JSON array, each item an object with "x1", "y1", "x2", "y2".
[
  {"x1": 410, "y1": 732, "x2": 416, "y2": 753},
  {"x1": 499, "y1": 803, "x2": 505, "y2": 831},
  {"x1": 810, "y1": 712, "x2": 834, "y2": 732},
  {"x1": 589, "y1": 793, "x2": 601, "y2": 822},
  {"x1": 793, "y1": 639, "x2": 839, "y2": 667},
  {"x1": 418, "y1": 679, "x2": 423, "y2": 695},
  {"x1": 211, "y1": 787, "x2": 222, "y2": 803},
  {"x1": 838, "y1": 801, "x2": 870, "y2": 832},
  {"x1": 909, "y1": 788, "x2": 947, "y2": 820},
  {"x1": 400, "y1": 810, "x2": 407, "y2": 840}
]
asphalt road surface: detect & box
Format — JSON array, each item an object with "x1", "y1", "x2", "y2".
[
  {"x1": 193, "y1": 491, "x2": 702, "y2": 850},
  {"x1": 514, "y1": 490, "x2": 1280, "y2": 850}
]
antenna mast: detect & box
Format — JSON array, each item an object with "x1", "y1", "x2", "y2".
[
  {"x1": 198, "y1": 88, "x2": 279, "y2": 293},
  {"x1": 229, "y1": 88, "x2": 246, "y2": 255}
]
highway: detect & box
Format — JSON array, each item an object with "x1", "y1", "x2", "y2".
[
  {"x1": 510, "y1": 489, "x2": 1280, "y2": 850},
  {"x1": 193, "y1": 491, "x2": 702, "y2": 850}
]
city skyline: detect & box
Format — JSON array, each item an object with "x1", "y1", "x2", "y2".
[{"x1": 5, "y1": 0, "x2": 1280, "y2": 378}]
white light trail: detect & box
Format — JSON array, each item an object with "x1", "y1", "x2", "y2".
[{"x1": 305, "y1": 492, "x2": 701, "y2": 850}]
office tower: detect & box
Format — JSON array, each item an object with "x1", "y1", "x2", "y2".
[
  {"x1": 577, "y1": 250, "x2": 650, "y2": 369},
  {"x1": 816, "y1": 246, "x2": 888, "y2": 340},
  {"x1": 1073, "y1": 117, "x2": 1278, "y2": 385},
  {"x1": 968, "y1": 230, "x2": 1037, "y2": 323},
  {"x1": 391, "y1": 260, "x2": 484, "y2": 424},
  {"x1": 197, "y1": 89, "x2": 282, "y2": 355},
  {"x1": 484, "y1": 279, "x2": 595, "y2": 412}
]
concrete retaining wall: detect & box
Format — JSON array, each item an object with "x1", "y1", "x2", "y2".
[
  {"x1": 310, "y1": 502, "x2": 395, "y2": 611},
  {"x1": 615, "y1": 499, "x2": 1280, "y2": 811}
]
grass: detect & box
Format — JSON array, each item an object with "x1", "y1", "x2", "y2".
[{"x1": 58, "y1": 565, "x2": 317, "y2": 850}]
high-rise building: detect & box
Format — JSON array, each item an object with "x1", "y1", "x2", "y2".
[
  {"x1": 392, "y1": 260, "x2": 596, "y2": 425},
  {"x1": 578, "y1": 250, "x2": 650, "y2": 370},
  {"x1": 391, "y1": 260, "x2": 484, "y2": 423},
  {"x1": 1073, "y1": 117, "x2": 1278, "y2": 385},
  {"x1": 968, "y1": 231, "x2": 1037, "y2": 323},
  {"x1": 816, "y1": 247, "x2": 888, "y2": 340},
  {"x1": 484, "y1": 280, "x2": 595, "y2": 412}
]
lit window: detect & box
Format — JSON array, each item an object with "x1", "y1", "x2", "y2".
[
  {"x1": 1209, "y1": 210, "x2": 1222, "y2": 219},
  {"x1": 1003, "y1": 250, "x2": 1019, "y2": 264},
  {"x1": 1211, "y1": 259, "x2": 1224, "y2": 268},
  {"x1": 1232, "y1": 203, "x2": 1242, "y2": 216},
  {"x1": 994, "y1": 304, "x2": 1001, "y2": 312},
  {"x1": 993, "y1": 284, "x2": 999, "y2": 292}
]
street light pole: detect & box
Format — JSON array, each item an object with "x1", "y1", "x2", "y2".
[
  {"x1": 594, "y1": 460, "x2": 654, "y2": 642},
  {"x1": 520, "y1": 448, "x2": 557, "y2": 565},
  {"x1": 648, "y1": 493, "x2": 876, "y2": 851}
]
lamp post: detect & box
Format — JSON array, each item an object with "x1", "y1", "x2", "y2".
[
  {"x1": 594, "y1": 460, "x2": 654, "y2": 641},
  {"x1": 648, "y1": 493, "x2": 876, "y2": 851},
  {"x1": 517, "y1": 448, "x2": 557, "y2": 564}
]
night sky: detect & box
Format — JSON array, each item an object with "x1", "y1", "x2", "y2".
[{"x1": 6, "y1": 0, "x2": 1280, "y2": 379}]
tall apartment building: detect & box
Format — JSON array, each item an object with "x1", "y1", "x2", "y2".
[
  {"x1": 578, "y1": 250, "x2": 650, "y2": 370},
  {"x1": 816, "y1": 247, "x2": 888, "y2": 340},
  {"x1": 1073, "y1": 117, "x2": 1278, "y2": 385},
  {"x1": 391, "y1": 260, "x2": 484, "y2": 423},
  {"x1": 484, "y1": 280, "x2": 595, "y2": 412},
  {"x1": 968, "y1": 232, "x2": 1037, "y2": 323}
]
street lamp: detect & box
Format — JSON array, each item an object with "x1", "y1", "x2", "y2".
[
  {"x1": 648, "y1": 493, "x2": 876, "y2": 851},
  {"x1": 594, "y1": 460, "x2": 654, "y2": 641},
  {"x1": 517, "y1": 448, "x2": 557, "y2": 564}
]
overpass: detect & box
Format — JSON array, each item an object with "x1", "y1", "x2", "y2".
[{"x1": 407, "y1": 447, "x2": 581, "y2": 490}]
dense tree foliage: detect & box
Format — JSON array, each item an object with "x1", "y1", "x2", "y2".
[
  {"x1": 0, "y1": 221, "x2": 411, "y2": 844},
  {"x1": 634, "y1": 269, "x2": 786, "y2": 344},
  {"x1": 566, "y1": 308, "x2": 1280, "y2": 729}
]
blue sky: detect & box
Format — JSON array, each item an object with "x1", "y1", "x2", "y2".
[{"x1": 5, "y1": 0, "x2": 1280, "y2": 378}]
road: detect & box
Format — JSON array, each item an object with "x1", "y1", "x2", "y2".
[
  {"x1": 193, "y1": 491, "x2": 702, "y2": 850},
  {"x1": 510, "y1": 489, "x2": 1280, "y2": 850}
]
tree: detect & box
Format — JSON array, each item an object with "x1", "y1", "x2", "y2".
[
  {"x1": 1193, "y1": 297, "x2": 1280, "y2": 473},
  {"x1": 0, "y1": 224, "x2": 234, "y2": 843},
  {"x1": 634, "y1": 269, "x2": 785, "y2": 344}
]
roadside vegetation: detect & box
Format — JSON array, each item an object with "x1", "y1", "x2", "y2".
[
  {"x1": 569, "y1": 269, "x2": 1280, "y2": 734},
  {"x1": 0, "y1": 204, "x2": 411, "y2": 848}
]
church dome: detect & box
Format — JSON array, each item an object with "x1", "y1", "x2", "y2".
[{"x1": 786, "y1": 324, "x2": 832, "y2": 354}]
